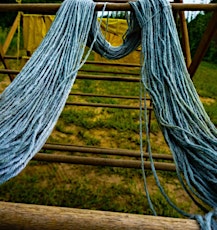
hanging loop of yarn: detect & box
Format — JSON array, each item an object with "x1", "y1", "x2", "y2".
[{"x1": 87, "y1": 10, "x2": 141, "y2": 59}]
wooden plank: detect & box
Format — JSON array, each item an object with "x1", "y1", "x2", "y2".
[
  {"x1": 0, "y1": 202, "x2": 199, "y2": 230},
  {"x1": 188, "y1": 10, "x2": 217, "y2": 77}
]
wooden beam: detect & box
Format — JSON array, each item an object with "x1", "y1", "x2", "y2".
[
  {"x1": 33, "y1": 153, "x2": 176, "y2": 171},
  {"x1": 0, "y1": 3, "x2": 216, "y2": 13},
  {"x1": 85, "y1": 60, "x2": 141, "y2": 67},
  {"x1": 65, "y1": 101, "x2": 153, "y2": 110},
  {"x1": 0, "y1": 70, "x2": 140, "y2": 82},
  {"x1": 0, "y1": 202, "x2": 200, "y2": 230},
  {"x1": 188, "y1": 10, "x2": 217, "y2": 78},
  {"x1": 69, "y1": 92, "x2": 151, "y2": 101}
]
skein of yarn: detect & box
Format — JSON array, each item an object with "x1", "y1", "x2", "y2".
[{"x1": 0, "y1": 0, "x2": 96, "y2": 183}]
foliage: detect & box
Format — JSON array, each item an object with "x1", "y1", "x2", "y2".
[
  {"x1": 0, "y1": 0, "x2": 62, "y2": 27},
  {"x1": 187, "y1": 0, "x2": 217, "y2": 64}
]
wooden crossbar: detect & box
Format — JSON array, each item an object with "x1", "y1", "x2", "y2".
[
  {"x1": 34, "y1": 153, "x2": 176, "y2": 171},
  {"x1": 0, "y1": 202, "x2": 200, "y2": 230},
  {"x1": 43, "y1": 143, "x2": 173, "y2": 160},
  {"x1": 0, "y1": 3, "x2": 216, "y2": 13}
]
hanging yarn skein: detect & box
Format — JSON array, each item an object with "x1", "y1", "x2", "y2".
[
  {"x1": 88, "y1": 0, "x2": 217, "y2": 228},
  {"x1": 129, "y1": 0, "x2": 217, "y2": 228},
  {"x1": 130, "y1": 0, "x2": 217, "y2": 207},
  {"x1": 90, "y1": 0, "x2": 217, "y2": 208},
  {"x1": 0, "y1": 0, "x2": 96, "y2": 183},
  {"x1": 0, "y1": 0, "x2": 140, "y2": 185}
]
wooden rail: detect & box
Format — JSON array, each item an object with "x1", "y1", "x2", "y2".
[
  {"x1": 0, "y1": 202, "x2": 200, "y2": 230},
  {"x1": 43, "y1": 143, "x2": 173, "y2": 160},
  {"x1": 33, "y1": 153, "x2": 176, "y2": 171},
  {"x1": 0, "y1": 69, "x2": 140, "y2": 82},
  {"x1": 0, "y1": 3, "x2": 216, "y2": 13},
  {"x1": 65, "y1": 101, "x2": 152, "y2": 110}
]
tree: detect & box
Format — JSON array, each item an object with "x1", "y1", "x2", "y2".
[{"x1": 188, "y1": 0, "x2": 217, "y2": 64}]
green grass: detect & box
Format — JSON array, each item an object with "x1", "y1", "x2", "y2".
[
  {"x1": 193, "y1": 62, "x2": 217, "y2": 99},
  {"x1": 0, "y1": 163, "x2": 197, "y2": 217},
  {"x1": 193, "y1": 62, "x2": 217, "y2": 125}
]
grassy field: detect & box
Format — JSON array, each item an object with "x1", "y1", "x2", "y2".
[
  {"x1": 193, "y1": 61, "x2": 217, "y2": 125},
  {"x1": 0, "y1": 44, "x2": 216, "y2": 219}
]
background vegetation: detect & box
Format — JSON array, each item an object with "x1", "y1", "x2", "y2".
[{"x1": 188, "y1": 0, "x2": 217, "y2": 63}]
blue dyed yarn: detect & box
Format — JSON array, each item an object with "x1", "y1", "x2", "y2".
[
  {"x1": 0, "y1": 0, "x2": 96, "y2": 183},
  {"x1": 0, "y1": 0, "x2": 216, "y2": 229},
  {"x1": 129, "y1": 0, "x2": 217, "y2": 229}
]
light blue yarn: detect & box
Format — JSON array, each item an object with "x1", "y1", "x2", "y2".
[
  {"x1": 87, "y1": 8, "x2": 141, "y2": 59},
  {"x1": 0, "y1": 0, "x2": 96, "y2": 183},
  {"x1": 0, "y1": 0, "x2": 216, "y2": 229},
  {"x1": 129, "y1": 0, "x2": 217, "y2": 228}
]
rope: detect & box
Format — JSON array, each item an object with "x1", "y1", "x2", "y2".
[{"x1": 0, "y1": 0, "x2": 216, "y2": 228}]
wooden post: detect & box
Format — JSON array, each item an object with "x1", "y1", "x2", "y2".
[
  {"x1": 0, "y1": 202, "x2": 200, "y2": 230},
  {"x1": 0, "y1": 14, "x2": 21, "y2": 82},
  {"x1": 178, "y1": 0, "x2": 192, "y2": 68},
  {"x1": 0, "y1": 45, "x2": 15, "y2": 81}
]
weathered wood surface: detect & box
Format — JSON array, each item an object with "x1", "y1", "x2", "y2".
[{"x1": 0, "y1": 202, "x2": 200, "y2": 230}]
